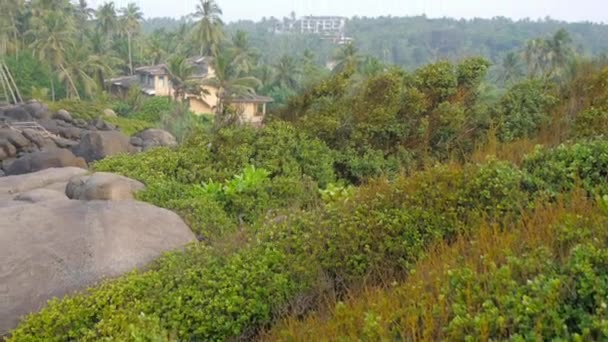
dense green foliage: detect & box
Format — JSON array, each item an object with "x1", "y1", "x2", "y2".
[
  {"x1": 11, "y1": 137, "x2": 608, "y2": 341},
  {"x1": 5, "y1": 2, "x2": 608, "y2": 340}
]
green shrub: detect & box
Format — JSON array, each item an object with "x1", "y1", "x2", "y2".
[
  {"x1": 7, "y1": 245, "x2": 301, "y2": 341},
  {"x1": 166, "y1": 197, "x2": 236, "y2": 240},
  {"x1": 522, "y1": 140, "x2": 608, "y2": 196},
  {"x1": 130, "y1": 97, "x2": 174, "y2": 122},
  {"x1": 48, "y1": 99, "x2": 109, "y2": 121},
  {"x1": 104, "y1": 116, "x2": 154, "y2": 136},
  {"x1": 496, "y1": 79, "x2": 558, "y2": 142},
  {"x1": 573, "y1": 107, "x2": 608, "y2": 138}
]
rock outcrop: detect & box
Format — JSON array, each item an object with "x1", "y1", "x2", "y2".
[
  {"x1": 72, "y1": 131, "x2": 135, "y2": 163},
  {"x1": 66, "y1": 172, "x2": 145, "y2": 201},
  {"x1": 0, "y1": 168, "x2": 196, "y2": 334},
  {"x1": 134, "y1": 128, "x2": 178, "y2": 151},
  {"x1": 0, "y1": 199, "x2": 195, "y2": 334},
  {"x1": 6, "y1": 148, "x2": 87, "y2": 175},
  {"x1": 0, "y1": 101, "x2": 178, "y2": 176}
]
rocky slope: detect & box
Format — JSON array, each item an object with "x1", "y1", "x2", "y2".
[
  {"x1": 0, "y1": 101, "x2": 177, "y2": 176},
  {"x1": 0, "y1": 167, "x2": 196, "y2": 334}
]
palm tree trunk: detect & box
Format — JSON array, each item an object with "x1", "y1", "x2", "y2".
[
  {"x1": 59, "y1": 64, "x2": 81, "y2": 100},
  {"x1": 50, "y1": 77, "x2": 55, "y2": 102},
  {"x1": 128, "y1": 32, "x2": 133, "y2": 75}
]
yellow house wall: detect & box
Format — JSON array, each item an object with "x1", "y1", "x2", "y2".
[
  {"x1": 154, "y1": 75, "x2": 173, "y2": 96},
  {"x1": 235, "y1": 103, "x2": 264, "y2": 124},
  {"x1": 189, "y1": 97, "x2": 214, "y2": 115}
]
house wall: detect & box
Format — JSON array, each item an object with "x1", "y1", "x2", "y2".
[
  {"x1": 154, "y1": 75, "x2": 173, "y2": 96},
  {"x1": 235, "y1": 103, "x2": 264, "y2": 124},
  {"x1": 189, "y1": 97, "x2": 214, "y2": 115}
]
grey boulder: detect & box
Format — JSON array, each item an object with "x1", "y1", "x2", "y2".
[
  {"x1": 14, "y1": 188, "x2": 67, "y2": 203},
  {"x1": 135, "y1": 129, "x2": 178, "y2": 150},
  {"x1": 72, "y1": 131, "x2": 135, "y2": 163},
  {"x1": 53, "y1": 109, "x2": 73, "y2": 122},
  {"x1": 0, "y1": 129, "x2": 30, "y2": 149},
  {"x1": 0, "y1": 199, "x2": 195, "y2": 335},
  {"x1": 6, "y1": 148, "x2": 87, "y2": 175},
  {"x1": 66, "y1": 172, "x2": 145, "y2": 201}
]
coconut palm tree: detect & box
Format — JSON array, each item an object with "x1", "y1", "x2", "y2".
[
  {"x1": 60, "y1": 45, "x2": 114, "y2": 98},
  {"x1": 547, "y1": 29, "x2": 574, "y2": 79},
  {"x1": 498, "y1": 52, "x2": 523, "y2": 84},
  {"x1": 230, "y1": 30, "x2": 258, "y2": 75},
  {"x1": 166, "y1": 55, "x2": 204, "y2": 101},
  {"x1": 191, "y1": 0, "x2": 224, "y2": 57},
  {"x1": 96, "y1": 3, "x2": 117, "y2": 38},
  {"x1": 273, "y1": 55, "x2": 300, "y2": 90},
  {"x1": 28, "y1": 10, "x2": 77, "y2": 100},
  {"x1": 0, "y1": 0, "x2": 24, "y2": 56},
  {"x1": 201, "y1": 52, "x2": 261, "y2": 115},
  {"x1": 87, "y1": 28, "x2": 122, "y2": 89},
  {"x1": 333, "y1": 43, "x2": 362, "y2": 73},
  {"x1": 120, "y1": 2, "x2": 142, "y2": 75}
]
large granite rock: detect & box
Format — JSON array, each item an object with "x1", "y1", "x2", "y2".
[
  {"x1": 14, "y1": 188, "x2": 67, "y2": 203},
  {"x1": 53, "y1": 109, "x2": 73, "y2": 122},
  {"x1": 0, "y1": 139, "x2": 17, "y2": 160},
  {"x1": 72, "y1": 131, "x2": 135, "y2": 162},
  {"x1": 66, "y1": 172, "x2": 145, "y2": 201},
  {"x1": 0, "y1": 167, "x2": 87, "y2": 198},
  {"x1": 6, "y1": 148, "x2": 87, "y2": 175},
  {"x1": 2, "y1": 106, "x2": 31, "y2": 121},
  {"x1": 134, "y1": 128, "x2": 178, "y2": 151},
  {"x1": 0, "y1": 199, "x2": 195, "y2": 334},
  {"x1": 0, "y1": 129, "x2": 30, "y2": 149}
]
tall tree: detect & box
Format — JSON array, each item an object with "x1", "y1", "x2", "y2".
[
  {"x1": 166, "y1": 55, "x2": 203, "y2": 101},
  {"x1": 28, "y1": 10, "x2": 78, "y2": 100},
  {"x1": 230, "y1": 30, "x2": 257, "y2": 75},
  {"x1": 192, "y1": 0, "x2": 224, "y2": 57},
  {"x1": 0, "y1": 0, "x2": 24, "y2": 56},
  {"x1": 273, "y1": 55, "x2": 300, "y2": 90},
  {"x1": 96, "y1": 2, "x2": 117, "y2": 38},
  {"x1": 120, "y1": 2, "x2": 142, "y2": 75},
  {"x1": 333, "y1": 43, "x2": 362, "y2": 73},
  {"x1": 498, "y1": 52, "x2": 523, "y2": 84},
  {"x1": 201, "y1": 52, "x2": 261, "y2": 115}
]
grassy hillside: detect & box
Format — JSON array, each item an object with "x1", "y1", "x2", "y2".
[{"x1": 7, "y1": 51, "x2": 608, "y2": 341}]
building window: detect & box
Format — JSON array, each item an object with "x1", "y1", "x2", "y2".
[
  {"x1": 159, "y1": 76, "x2": 165, "y2": 86},
  {"x1": 255, "y1": 104, "x2": 265, "y2": 117}
]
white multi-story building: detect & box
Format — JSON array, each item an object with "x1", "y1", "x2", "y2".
[{"x1": 274, "y1": 15, "x2": 351, "y2": 43}]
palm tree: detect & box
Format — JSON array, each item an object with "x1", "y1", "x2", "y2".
[
  {"x1": 60, "y1": 45, "x2": 114, "y2": 98},
  {"x1": 87, "y1": 29, "x2": 122, "y2": 90},
  {"x1": 120, "y1": 2, "x2": 143, "y2": 75},
  {"x1": 201, "y1": 52, "x2": 261, "y2": 115},
  {"x1": 166, "y1": 55, "x2": 203, "y2": 101},
  {"x1": 230, "y1": 30, "x2": 258, "y2": 75},
  {"x1": 547, "y1": 29, "x2": 574, "y2": 79},
  {"x1": 191, "y1": 0, "x2": 224, "y2": 57},
  {"x1": 96, "y1": 2, "x2": 117, "y2": 38},
  {"x1": 74, "y1": 0, "x2": 95, "y2": 27},
  {"x1": 333, "y1": 43, "x2": 362, "y2": 73},
  {"x1": 498, "y1": 52, "x2": 523, "y2": 84},
  {"x1": 0, "y1": 0, "x2": 23, "y2": 56},
  {"x1": 28, "y1": 10, "x2": 78, "y2": 100},
  {"x1": 273, "y1": 55, "x2": 300, "y2": 89}
]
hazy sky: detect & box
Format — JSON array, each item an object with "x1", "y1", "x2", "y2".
[{"x1": 91, "y1": 0, "x2": 606, "y2": 23}]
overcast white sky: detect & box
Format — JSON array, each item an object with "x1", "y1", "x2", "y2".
[{"x1": 90, "y1": 0, "x2": 607, "y2": 23}]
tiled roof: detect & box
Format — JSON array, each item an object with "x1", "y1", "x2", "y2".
[
  {"x1": 224, "y1": 93, "x2": 274, "y2": 103},
  {"x1": 135, "y1": 65, "x2": 168, "y2": 76}
]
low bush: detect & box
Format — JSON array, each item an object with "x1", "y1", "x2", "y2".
[
  {"x1": 266, "y1": 196, "x2": 608, "y2": 341},
  {"x1": 522, "y1": 140, "x2": 608, "y2": 196},
  {"x1": 48, "y1": 99, "x2": 110, "y2": 121},
  {"x1": 7, "y1": 245, "x2": 302, "y2": 341},
  {"x1": 104, "y1": 116, "x2": 154, "y2": 136}
]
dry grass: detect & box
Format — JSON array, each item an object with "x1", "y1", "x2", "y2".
[{"x1": 263, "y1": 190, "x2": 605, "y2": 341}]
